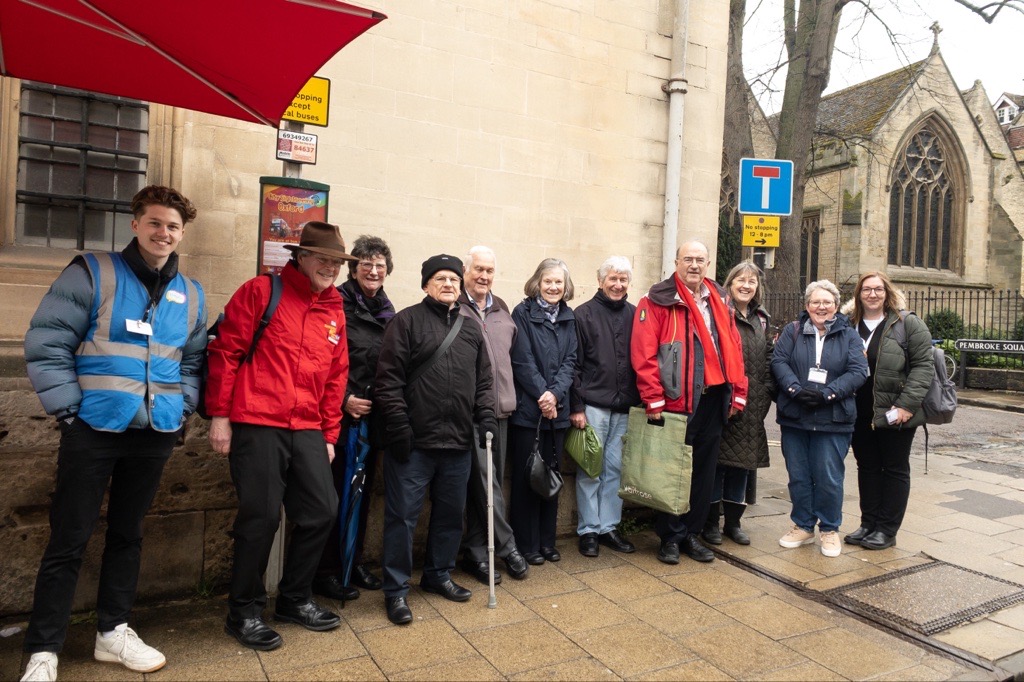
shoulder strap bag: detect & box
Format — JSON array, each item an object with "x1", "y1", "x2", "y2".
[{"x1": 408, "y1": 314, "x2": 464, "y2": 385}]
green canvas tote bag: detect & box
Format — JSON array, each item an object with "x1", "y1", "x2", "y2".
[{"x1": 618, "y1": 407, "x2": 692, "y2": 515}]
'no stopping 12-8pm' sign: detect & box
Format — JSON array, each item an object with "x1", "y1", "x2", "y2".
[{"x1": 738, "y1": 158, "x2": 794, "y2": 216}]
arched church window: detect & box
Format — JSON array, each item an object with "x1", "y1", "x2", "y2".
[{"x1": 887, "y1": 125, "x2": 963, "y2": 272}]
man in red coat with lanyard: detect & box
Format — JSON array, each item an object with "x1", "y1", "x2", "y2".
[
  {"x1": 206, "y1": 222, "x2": 354, "y2": 651},
  {"x1": 631, "y1": 241, "x2": 748, "y2": 564}
]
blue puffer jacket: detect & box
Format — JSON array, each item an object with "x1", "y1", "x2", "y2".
[
  {"x1": 771, "y1": 311, "x2": 868, "y2": 433},
  {"x1": 509, "y1": 297, "x2": 577, "y2": 430}
]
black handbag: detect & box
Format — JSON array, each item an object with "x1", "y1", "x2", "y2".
[{"x1": 527, "y1": 418, "x2": 563, "y2": 500}]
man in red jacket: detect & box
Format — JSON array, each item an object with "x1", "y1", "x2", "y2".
[
  {"x1": 206, "y1": 222, "x2": 354, "y2": 651},
  {"x1": 631, "y1": 241, "x2": 748, "y2": 564}
]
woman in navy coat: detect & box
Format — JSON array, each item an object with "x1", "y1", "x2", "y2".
[
  {"x1": 508, "y1": 258, "x2": 578, "y2": 565},
  {"x1": 771, "y1": 279, "x2": 867, "y2": 559}
]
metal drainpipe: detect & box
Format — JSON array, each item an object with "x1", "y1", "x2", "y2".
[{"x1": 661, "y1": 0, "x2": 691, "y2": 279}]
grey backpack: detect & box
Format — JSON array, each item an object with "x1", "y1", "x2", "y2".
[{"x1": 891, "y1": 311, "x2": 957, "y2": 425}]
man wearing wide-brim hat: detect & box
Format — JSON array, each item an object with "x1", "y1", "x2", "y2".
[{"x1": 206, "y1": 221, "x2": 356, "y2": 651}]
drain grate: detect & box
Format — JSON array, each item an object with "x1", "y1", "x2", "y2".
[{"x1": 823, "y1": 561, "x2": 1024, "y2": 635}]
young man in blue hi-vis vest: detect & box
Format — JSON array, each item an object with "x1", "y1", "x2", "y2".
[{"x1": 20, "y1": 186, "x2": 207, "y2": 682}]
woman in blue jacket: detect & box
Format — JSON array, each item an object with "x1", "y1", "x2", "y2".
[
  {"x1": 771, "y1": 280, "x2": 868, "y2": 558},
  {"x1": 509, "y1": 258, "x2": 578, "y2": 565}
]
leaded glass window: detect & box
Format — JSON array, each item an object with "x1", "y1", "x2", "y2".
[{"x1": 888, "y1": 128, "x2": 959, "y2": 271}]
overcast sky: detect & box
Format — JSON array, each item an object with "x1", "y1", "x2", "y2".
[{"x1": 743, "y1": 0, "x2": 1024, "y2": 115}]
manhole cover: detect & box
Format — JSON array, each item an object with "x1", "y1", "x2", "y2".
[{"x1": 823, "y1": 561, "x2": 1024, "y2": 635}]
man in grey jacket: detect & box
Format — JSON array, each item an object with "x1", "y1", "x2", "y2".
[
  {"x1": 20, "y1": 186, "x2": 206, "y2": 682},
  {"x1": 458, "y1": 246, "x2": 530, "y2": 584}
]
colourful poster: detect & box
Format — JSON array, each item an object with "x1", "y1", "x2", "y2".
[{"x1": 257, "y1": 179, "x2": 329, "y2": 275}]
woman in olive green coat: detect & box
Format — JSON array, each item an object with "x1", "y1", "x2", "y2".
[
  {"x1": 702, "y1": 261, "x2": 775, "y2": 546},
  {"x1": 844, "y1": 272, "x2": 934, "y2": 550}
]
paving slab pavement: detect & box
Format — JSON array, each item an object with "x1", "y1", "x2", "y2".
[{"x1": 3, "y1": 397, "x2": 1024, "y2": 681}]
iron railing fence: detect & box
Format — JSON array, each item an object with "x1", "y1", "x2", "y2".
[{"x1": 763, "y1": 288, "x2": 1024, "y2": 370}]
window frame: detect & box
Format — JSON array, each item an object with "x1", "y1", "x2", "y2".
[
  {"x1": 15, "y1": 81, "x2": 149, "y2": 251},
  {"x1": 886, "y1": 115, "x2": 967, "y2": 276}
]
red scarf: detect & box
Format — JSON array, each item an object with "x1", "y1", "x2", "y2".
[{"x1": 674, "y1": 274, "x2": 745, "y2": 388}]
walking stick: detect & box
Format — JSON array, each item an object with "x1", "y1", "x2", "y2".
[{"x1": 485, "y1": 431, "x2": 497, "y2": 609}]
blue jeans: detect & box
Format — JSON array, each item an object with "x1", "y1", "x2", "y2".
[
  {"x1": 575, "y1": 406, "x2": 628, "y2": 535},
  {"x1": 780, "y1": 427, "x2": 850, "y2": 533},
  {"x1": 382, "y1": 448, "x2": 471, "y2": 597},
  {"x1": 711, "y1": 465, "x2": 749, "y2": 506}
]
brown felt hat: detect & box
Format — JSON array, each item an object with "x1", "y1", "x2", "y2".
[{"x1": 283, "y1": 221, "x2": 357, "y2": 261}]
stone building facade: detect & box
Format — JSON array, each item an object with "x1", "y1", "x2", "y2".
[
  {"x1": 761, "y1": 47, "x2": 1024, "y2": 296},
  {"x1": 0, "y1": 0, "x2": 731, "y2": 616}
]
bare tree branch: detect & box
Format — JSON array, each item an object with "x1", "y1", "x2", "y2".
[{"x1": 949, "y1": 0, "x2": 1024, "y2": 22}]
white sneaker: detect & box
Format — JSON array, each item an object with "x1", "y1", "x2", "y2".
[
  {"x1": 21, "y1": 652, "x2": 57, "y2": 682},
  {"x1": 779, "y1": 525, "x2": 816, "y2": 548},
  {"x1": 94, "y1": 625, "x2": 166, "y2": 673},
  {"x1": 820, "y1": 531, "x2": 842, "y2": 557}
]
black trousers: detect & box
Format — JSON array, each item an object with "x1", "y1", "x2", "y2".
[
  {"x1": 851, "y1": 422, "x2": 917, "y2": 536},
  {"x1": 381, "y1": 448, "x2": 471, "y2": 597},
  {"x1": 656, "y1": 385, "x2": 727, "y2": 543},
  {"x1": 508, "y1": 425, "x2": 564, "y2": 555},
  {"x1": 24, "y1": 422, "x2": 179, "y2": 654},
  {"x1": 228, "y1": 424, "x2": 338, "y2": 619},
  {"x1": 463, "y1": 419, "x2": 517, "y2": 563}
]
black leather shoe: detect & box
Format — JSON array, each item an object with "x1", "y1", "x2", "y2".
[
  {"x1": 860, "y1": 530, "x2": 896, "y2": 550},
  {"x1": 579, "y1": 533, "x2": 599, "y2": 557},
  {"x1": 681, "y1": 534, "x2": 715, "y2": 563},
  {"x1": 599, "y1": 529, "x2": 636, "y2": 553},
  {"x1": 352, "y1": 564, "x2": 383, "y2": 591},
  {"x1": 657, "y1": 541, "x2": 680, "y2": 565},
  {"x1": 312, "y1": 575, "x2": 359, "y2": 602},
  {"x1": 724, "y1": 525, "x2": 750, "y2": 545},
  {"x1": 844, "y1": 526, "x2": 872, "y2": 546},
  {"x1": 274, "y1": 599, "x2": 341, "y2": 631},
  {"x1": 700, "y1": 525, "x2": 723, "y2": 545},
  {"x1": 504, "y1": 550, "x2": 529, "y2": 579},
  {"x1": 461, "y1": 558, "x2": 501, "y2": 585},
  {"x1": 385, "y1": 596, "x2": 413, "y2": 625},
  {"x1": 523, "y1": 552, "x2": 545, "y2": 566},
  {"x1": 420, "y1": 578, "x2": 472, "y2": 602},
  {"x1": 224, "y1": 616, "x2": 282, "y2": 651},
  {"x1": 540, "y1": 546, "x2": 561, "y2": 562}
]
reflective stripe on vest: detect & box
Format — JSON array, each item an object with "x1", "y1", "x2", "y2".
[{"x1": 75, "y1": 252, "x2": 200, "y2": 432}]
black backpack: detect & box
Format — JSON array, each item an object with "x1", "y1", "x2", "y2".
[{"x1": 196, "y1": 273, "x2": 282, "y2": 419}]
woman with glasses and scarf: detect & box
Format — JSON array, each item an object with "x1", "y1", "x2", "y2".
[
  {"x1": 313, "y1": 235, "x2": 396, "y2": 602},
  {"x1": 843, "y1": 272, "x2": 934, "y2": 550},
  {"x1": 771, "y1": 279, "x2": 867, "y2": 558}
]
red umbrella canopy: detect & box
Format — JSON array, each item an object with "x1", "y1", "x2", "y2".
[{"x1": 0, "y1": 0, "x2": 385, "y2": 125}]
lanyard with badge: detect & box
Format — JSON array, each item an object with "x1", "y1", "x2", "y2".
[
  {"x1": 126, "y1": 300, "x2": 156, "y2": 336},
  {"x1": 808, "y1": 329, "x2": 827, "y2": 384}
]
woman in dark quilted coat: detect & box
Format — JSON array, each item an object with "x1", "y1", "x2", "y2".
[{"x1": 702, "y1": 262, "x2": 774, "y2": 546}]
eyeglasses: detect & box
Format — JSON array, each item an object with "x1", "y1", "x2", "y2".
[
  {"x1": 808, "y1": 300, "x2": 836, "y2": 308},
  {"x1": 431, "y1": 275, "x2": 461, "y2": 285},
  {"x1": 310, "y1": 255, "x2": 345, "y2": 267},
  {"x1": 677, "y1": 257, "x2": 707, "y2": 266},
  {"x1": 861, "y1": 287, "x2": 886, "y2": 295},
  {"x1": 358, "y1": 261, "x2": 387, "y2": 272}
]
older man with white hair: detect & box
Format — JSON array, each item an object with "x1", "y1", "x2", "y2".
[
  {"x1": 569, "y1": 257, "x2": 641, "y2": 557},
  {"x1": 457, "y1": 246, "x2": 530, "y2": 583}
]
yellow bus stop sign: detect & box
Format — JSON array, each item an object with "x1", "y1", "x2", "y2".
[
  {"x1": 282, "y1": 77, "x2": 330, "y2": 127},
  {"x1": 742, "y1": 215, "x2": 780, "y2": 248}
]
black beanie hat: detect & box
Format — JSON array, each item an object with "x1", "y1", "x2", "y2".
[{"x1": 421, "y1": 254, "x2": 464, "y2": 288}]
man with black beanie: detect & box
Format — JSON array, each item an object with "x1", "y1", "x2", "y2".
[{"x1": 374, "y1": 254, "x2": 498, "y2": 625}]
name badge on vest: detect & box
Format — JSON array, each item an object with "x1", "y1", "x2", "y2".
[
  {"x1": 807, "y1": 367, "x2": 827, "y2": 384},
  {"x1": 126, "y1": 319, "x2": 154, "y2": 336}
]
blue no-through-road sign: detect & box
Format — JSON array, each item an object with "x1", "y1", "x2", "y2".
[{"x1": 738, "y1": 158, "x2": 794, "y2": 216}]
